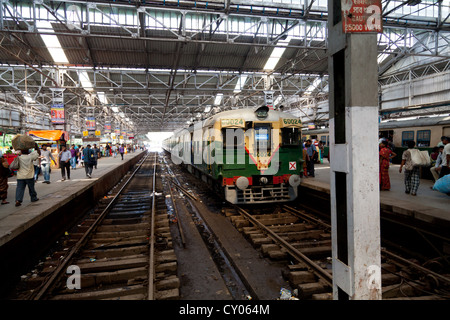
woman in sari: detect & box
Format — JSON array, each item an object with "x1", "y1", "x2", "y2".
[{"x1": 379, "y1": 140, "x2": 397, "y2": 191}]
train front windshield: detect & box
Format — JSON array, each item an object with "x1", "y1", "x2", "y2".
[{"x1": 254, "y1": 124, "x2": 271, "y2": 151}]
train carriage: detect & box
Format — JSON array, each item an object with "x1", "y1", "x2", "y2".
[{"x1": 163, "y1": 106, "x2": 304, "y2": 204}]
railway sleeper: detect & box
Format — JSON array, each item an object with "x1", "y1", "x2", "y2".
[
  {"x1": 382, "y1": 281, "x2": 429, "y2": 299},
  {"x1": 50, "y1": 284, "x2": 147, "y2": 300}
]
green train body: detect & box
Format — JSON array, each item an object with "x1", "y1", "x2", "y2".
[{"x1": 163, "y1": 107, "x2": 304, "y2": 204}]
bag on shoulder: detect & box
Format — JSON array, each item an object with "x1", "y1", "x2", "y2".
[
  {"x1": 9, "y1": 156, "x2": 20, "y2": 170},
  {"x1": 409, "y1": 149, "x2": 431, "y2": 167}
]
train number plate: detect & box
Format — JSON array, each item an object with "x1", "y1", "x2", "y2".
[{"x1": 289, "y1": 162, "x2": 296, "y2": 170}]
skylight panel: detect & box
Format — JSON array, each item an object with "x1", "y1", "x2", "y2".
[
  {"x1": 214, "y1": 93, "x2": 223, "y2": 106},
  {"x1": 304, "y1": 77, "x2": 322, "y2": 95},
  {"x1": 233, "y1": 75, "x2": 248, "y2": 93},
  {"x1": 263, "y1": 37, "x2": 292, "y2": 71},
  {"x1": 97, "y1": 92, "x2": 108, "y2": 104},
  {"x1": 78, "y1": 70, "x2": 94, "y2": 91},
  {"x1": 36, "y1": 21, "x2": 69, "y2": 64}
]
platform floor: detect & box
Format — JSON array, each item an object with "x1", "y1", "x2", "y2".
[
  {"x1": 301, "y1": 162, "x2": 450, "y2": 224},
  {"x1": 0, "y1": 151, "x2": 143, "y2": 220}
]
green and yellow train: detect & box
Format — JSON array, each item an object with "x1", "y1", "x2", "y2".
[{"x1": 162, "y1": 106, "x2": 304, "y2": 204}]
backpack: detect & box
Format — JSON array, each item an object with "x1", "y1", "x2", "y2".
[{"x1": 409, "y1": 149, "x2": 431, "y2": 167}]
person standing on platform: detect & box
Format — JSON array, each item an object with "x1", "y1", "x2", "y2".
[
  {"x1": 59, "y1": 145, "x2": 72, "y2": 181},
  {"x1": 305, "y1": 139, "x2": 316, "y2": 177},
  {"x1": 15, "y1": 143, "x2": 41, "y2": 206},
  {"x1": 92, "y1": 144, "x2": 100, "y2": 169},
  {"x1": 0, "y1": 153, "x2": 10, "y2": 205},
  {"x1": 112, "y1": 144, "x2": 117, "y2": 158},
  {"x1": 83, "y1": 144, "x2": 95, "y2": 178},
  {"x1": 438, "y1": 136, "x2": 450, "y2": 179},
  {"x1": 70, "y1": 145, "x2": 78, "y2": 170},
  {"x1": 399, "y1": 140, "x2": 420, "y2": 196},
  {"x1": 119, "y1": 144, "x2": 125, "y2": 160},
  {"x1": 105, "y1": 144, "x2": 111, "y2": 157},
  {"x1": 40, "y1": 144, "x2": 56, "y2": 184},
  {"x1": 33, "y1": 156, "x2": 40, "y2": 182},
  {"x1": 379, "y1": 140, "x2": 397, "y2": 191}
]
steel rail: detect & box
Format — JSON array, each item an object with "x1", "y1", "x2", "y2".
[
  {"x1": 32, "y1": 151, "x2": 150, "y2": 300},
  {"x1": 286, "y1": 203, "x2": 450, "y2": 287},
  {"x1": 148, "y1": 153, "x2": 158, "y2": 300},
  {"x1": 234, "y1": 206, "x2": 333, "y2": 287}
]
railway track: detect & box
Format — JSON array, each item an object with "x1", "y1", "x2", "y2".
[
  {"x1": 14, "y1": 152, "x2": 180, "y2": 300},
  {"x1": 226, "y1": 204, "x2": 450, "y2": 300}
]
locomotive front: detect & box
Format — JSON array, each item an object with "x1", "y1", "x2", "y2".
[{"x1": 216, "y1": 106, "x2": 303, "y2": 204}]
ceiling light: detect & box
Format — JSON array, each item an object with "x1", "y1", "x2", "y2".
[
  {"x1": 111, "y1": 106, "x2": 119, "y2": 113},
  {"x1": 204, "y1": 105, "x2": 211, "y2": 113}
]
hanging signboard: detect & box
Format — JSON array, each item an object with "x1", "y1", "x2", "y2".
[
  {"x1": 51, "y1": 104, "x2": 65, "y2": 124},
  {"x1": 82, "y1": 131, "x2": 88, "y2": 137},
  {"x1": 95, "y1": 130, "x2": 101, "y2": 136},
  {"x1": 86, "y1": 117, "x2": 96, "y2": 131},
  {"x1": 115, "y1": 127, "x2": 120, "y2": 135},
  {"x1": 342, "y1": 0, "x2": 382, "y2": 33},
  {"x1": 104, "y1": 122, "x2": 111, "y2": 133}
]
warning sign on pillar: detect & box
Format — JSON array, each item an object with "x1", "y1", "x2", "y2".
[{"x1": 342, "y1": 0, "x2": 382, "y2": 33}]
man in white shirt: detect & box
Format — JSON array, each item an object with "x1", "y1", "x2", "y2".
[
  {"x1": 59, "y1": 145, "x2": 72, "y2": 181},
  {"x1": 15, "y1": 143, "x2": 41, "y2": 207},
  {"x1": 40, "y1": 144, "x2": 56, "y2": 184},
  {"x1": 438, "y1": 136, "x2": 450, "y2": 179}
]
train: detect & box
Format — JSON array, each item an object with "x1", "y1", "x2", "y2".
[
  {"x1": 162, "y1": 106, "x2": 304, "y2": 204},
  {"x1": 301, "y1": 115, "x2": 450, "y2": 164}
]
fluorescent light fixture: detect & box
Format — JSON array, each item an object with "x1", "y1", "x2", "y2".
[
  {"x1": 214, "y1": 93, "x2": 223, "y2": 106},
  {"x1": 263, "y1": 37, "x2": 291, "y2": 71},
  {"x1": 111, "y1": 106, "x2": 119, "y2": 113},
  {"x1": 233, "y1": 75, "x2": 248, "y2": 93},
  {"x1": 78, "y1": 70, "x2": 94, "y2": 91},
  {"x1": 36, "y1": 21, "x2": 69, "y2": 64},
  {"x1": 204, "y1": 105, "x2": 211, "y2": 113}
]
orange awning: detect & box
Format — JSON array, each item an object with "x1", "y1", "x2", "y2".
[{"x1": 28, "y1": 130, "x2": 67, "y2": 141}]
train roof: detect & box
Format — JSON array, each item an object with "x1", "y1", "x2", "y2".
[
  {"x1": 171, "y1": 107, "x2": 300, "y2": 135},
  {"x1": 379, "y1": 116, "x2": 450, "y2": 129},
  {"x1": 300, "y1": 115, "x2": 450, "y2": 135}
]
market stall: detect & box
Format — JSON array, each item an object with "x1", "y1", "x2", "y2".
[{"x1": 28, "y1": 130, "x2": 69, "y2": 168}]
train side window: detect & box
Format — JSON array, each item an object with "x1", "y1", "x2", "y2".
[
  {"x1": 401, "y1": 131, "x2": 414, "y2": 147},
  {"x1": 281, "y1": 128, "x2": 300, "y2": 146},
  {"x1": 320, "y1": 135, "x2": 327, "y2": 146},
  {"x1": 417, "y1": 130, "x2": 431, "y2": 147}
]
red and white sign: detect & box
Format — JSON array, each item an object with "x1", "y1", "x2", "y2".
[
  {"x1": 342, "y1": 0, "x2": 382, "y2": 33},
  {"x1": 289, "y1": 161, "x2": 296, "y2": 170}
]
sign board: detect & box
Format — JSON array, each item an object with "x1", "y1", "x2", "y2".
[
  {"x1": 342, "y1": 0, "x2": 382, "y2": 33},
  {"x1": 289, "y1": 161, "x2": 297, "y2": 170},
  {"x1": 86, "y1": 117, "x2": 96, "y2": 131},
  {"x1": 51, "y1": 104, "x2": 65, "y2": 124},
  {"x1": 82, "y1": 131, "x2": 88, "y2": 137},
  {"x1": 95, "y1": 130, "x2": 101, "y2": 136}
]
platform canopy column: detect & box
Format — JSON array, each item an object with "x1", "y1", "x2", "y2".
[{"x1": 328, "y1": 0, "x2": 382, "y2": 300}]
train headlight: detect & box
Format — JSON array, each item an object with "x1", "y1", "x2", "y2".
[
  {"x1": 289, "y1": 174, "x2": 301, "y2": 187},
  {"x1": 236, "y1": 176, "x2": 249, "y2": 190},
  {"x1": 260, "y1": 177, "x2": 268, "y2": 185}
]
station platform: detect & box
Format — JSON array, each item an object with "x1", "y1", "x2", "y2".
[
  {"x1": 0, "y1": 150, "x2": 145, "y2": 244},
  {"x1": 300, "y1": 162, "x2": 450, "y2": 226},
  {"x1": 0, "y1": 150, "x2": 146, "y2": 297}
]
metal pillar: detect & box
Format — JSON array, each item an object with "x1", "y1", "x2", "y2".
[{"x1": 328, "y1": 0, "x2": 382, "y2": 300}]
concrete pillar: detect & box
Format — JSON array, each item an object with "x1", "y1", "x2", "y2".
[{"x1": 328, "y1": 0, "x2": 382, "y2": 300}]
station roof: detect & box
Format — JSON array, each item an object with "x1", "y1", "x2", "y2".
[{"x1": 0, "y1": 0, "x2": 449, "y2": 136}]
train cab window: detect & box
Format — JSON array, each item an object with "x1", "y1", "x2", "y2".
[
  {"x1": 402, "y1": 131, "x2": 414, "y2": 147},
  {"x1": 281, "y1": 128, "x2": 300, "y2": 146},
  {"x1": 222, "y1": 128, "x2": 245, "y2": 149},
  {"x1": 254, "y1": 124, "x2": 271, "y2": 150},
  {"x1": 417, "y1": 130, "x2": 431, "y2": 147}
]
